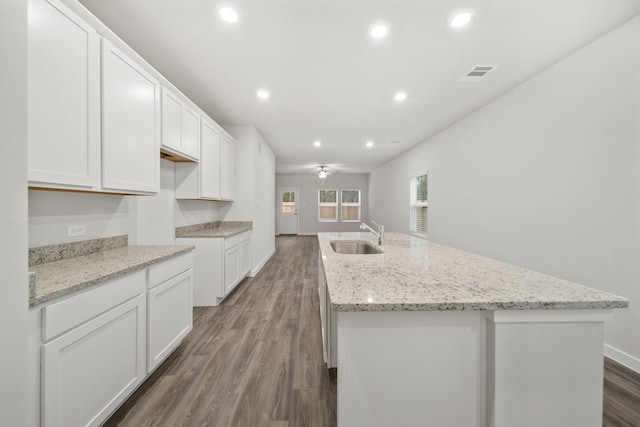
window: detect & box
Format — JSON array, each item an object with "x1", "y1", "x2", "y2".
[
  {"x1": 318, "y1": 189, "x2": 338, "y2": 222},
  {"x1": 281, "y1": 191, "x2": 295, "y2": 213},
  {"x1": 341, "y1": 190, "x2": 361, "y2": 221},
  {"x1": 410, "y1": 174, "x2": 428, "y2": 235}
]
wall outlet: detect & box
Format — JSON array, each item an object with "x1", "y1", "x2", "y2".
[{"x1": 67, "y1": 224, "x2": 86, "y2": 238}]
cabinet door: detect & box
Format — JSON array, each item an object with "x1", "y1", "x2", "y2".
[
  {"x1": 161, "y1": 87, "x2": 200, "y2": 162},
  {"x1": 224, "y1": 245, "x2": 240, "y2": 295},
  {"x1": 220, "y1": 135, "x2": 235, "y2": 200},
  {"x1": 181, "y1": 106, "x2": 201, "y2": 160},
  {"x1": 148, "y1": 270, "x2": 193, "y2": 373},
  {"x1": 101, "y1": 39, "x2": 160, "y2": 194},
  {"x1": 240, "y1": 238, "x2": 251, "y2": 277},
  {"x1": 200, "y1": 120, "x2": 221, "y2": 199},
  {"x1": 161, "y1": 88, "x2": 182, "y2": 154},
  {"x1": 42, "y1": 293, "x2": 146, "y2": 427},
  {"x1": 27, "y1": 0, "x2": 100, "y2": 190}
]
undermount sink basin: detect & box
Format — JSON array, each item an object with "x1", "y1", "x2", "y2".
[{"x1": 330, "y1": 240, "x2": 383, "y2": 255}]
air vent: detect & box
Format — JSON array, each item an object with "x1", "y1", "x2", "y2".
[
  {"x1": 459, "y1": 65, "x2": 497, "y2": 82},
  {"x1": 257, "y1": 142, "x2": 263, "y2": 153}
]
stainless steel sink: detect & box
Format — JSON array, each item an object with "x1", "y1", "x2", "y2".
[{"x1": 330, "y1": 240, "x2": 383, "y2": 254}]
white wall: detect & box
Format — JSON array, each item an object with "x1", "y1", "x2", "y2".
[
  {"x1": 369, "y1": 16, "x2": 640, "y2": 370},
  {"x1": 0, "y1": 0, "x2": 29, "y2": 424},
  {"x1": 276, "y1": 173, "x2": 369, "y2": 235},
  {"x1": 29, "y1": 190, "x2": 129, "y2": 247},
  {"x1": 29, "y1": 158, "x2": 223, "y2": 248},
  {"x1": 224, "y1": 126, "x2": 276, "y2": 275}
]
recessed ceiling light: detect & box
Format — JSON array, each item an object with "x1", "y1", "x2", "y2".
[
  {"x1": 369, "y1": 23, "x2": 389, "y2": 39},
  {"x1": 449, "y1": 10, "x2": 473, "y2": 28},
  {"x1": 256, "y1": 89, "x2": 270, "y2": 100},
  {"x1": 219, "y1": 6, "x2": 239, "y2": 23},
  {"x1": 394, "y1": 91, "x2": 407, "y2": 102},
  {"x1": 366, "y1": 141, "x2": 374, "y2": 148},
  {"x1": 313, "y1": 140, "x2": 322, "y2": 147}
]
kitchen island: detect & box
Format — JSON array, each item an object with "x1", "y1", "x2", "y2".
[{"x1": 317, "y1": 232, "x2": 628, "y2": 427}]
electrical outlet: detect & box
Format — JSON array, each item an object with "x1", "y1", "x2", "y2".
[{"x1": 67, "y1": 224, "x2": 86, "y2": 237}]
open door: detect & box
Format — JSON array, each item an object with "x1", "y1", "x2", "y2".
[{"x1": 278, "y1": 187, "x2": 299, "y2": 235}]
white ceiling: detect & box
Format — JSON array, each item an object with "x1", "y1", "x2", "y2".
[{"x1": 77, "y1": 0, "x2": 640, "y2": 174}]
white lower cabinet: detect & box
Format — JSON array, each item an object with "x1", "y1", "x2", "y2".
[
  {"x1": 224, "y1": 244, "x2": 241, "y2": 295},
  {"x1": 41, "y1": 272, "x2": 147, "y2": 427},
  {"x1": 32, "y1": 253, "x2": 193, "y2": 427},
  {"x1": 240, "y1": 238, "x2": 251, "y2": 278},
  {"x1": 147, "y1": 254, "x2": 193, "y2": 372},
  {"x1": 224, "y1": 231, "x2": 251, "y2": 296},
  {"x1": 177, "y1": 230, "x2": 251, "y2": 307},
  {"x1": 319, "y1": 255, "x2": 336, "y2": 368}
]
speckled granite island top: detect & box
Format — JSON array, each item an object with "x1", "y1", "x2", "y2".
[
  {"x1": 175, "y1": 221, "x2": 252, "y2": 238},
  {"x1": 318, "y1": 232, "x2": 628, "y2": 312},
  {"x1": 29, "y1": 245, "x2": 193, "y2": 307}
]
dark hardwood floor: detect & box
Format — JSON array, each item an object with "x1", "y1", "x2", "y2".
[
  {"x1": 604, "y1": 357, "x2": 640, "y2": 426},
  {"x1": 104, "y1": 235, "x2": 639, "y2": 427}
]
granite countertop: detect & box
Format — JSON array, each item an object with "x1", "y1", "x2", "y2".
[
  {"x1": 29, "y1": 245, "x2": 193, "y2": 307},
  {"x1": 318, "y1": 232, "x2": 629, "y2": 312},
  {"x1": 175, "y1": 221, "x2": 252, "y2": 238}
]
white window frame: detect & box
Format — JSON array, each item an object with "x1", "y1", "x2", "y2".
[
  {"x1": 409, "y1": 173, "x2": 428, "y2": 236},
  {"x1": 340, "y1": 189, "x2": 361, "y2": 222},
  {"x1": 318, "y1": 189, "x2": 338, "y2": 222}
]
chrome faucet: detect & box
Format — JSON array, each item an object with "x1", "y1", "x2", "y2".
[{"x1": 360, "y1": 220, "x2": 385, "y2": 246}]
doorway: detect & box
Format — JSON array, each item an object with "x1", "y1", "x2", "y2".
[{"x1": 278, "y1": 187, "x2": 299, "y2": 235}]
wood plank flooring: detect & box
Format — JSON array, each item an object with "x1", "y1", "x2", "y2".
[
  {"x1": 604, "y1": 357, "x2": 640, "y2": 426},
  {"x1": 104, "y1": 235, "x2": 640, "y2": 427}
]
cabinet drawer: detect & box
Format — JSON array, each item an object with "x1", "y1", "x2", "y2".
[
  {"x1": 224, "y1": 233, "x2": 242, "y2": 249},
  {"x1": 147, "y1": 252, "x2": 193, "y2": 289},
  {"x1": 42, "y1": 269, "x2": 146, "y2": 342},
  {"x1": 224, "y1": 231, "x2": 250, "y2": 250}
]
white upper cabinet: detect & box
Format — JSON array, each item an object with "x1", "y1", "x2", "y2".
[
  {"x1": 101, "y1": 39, "x2": 160, "y2": 194},
  {"x1": 182, "y1": 107, "x2": 201, "y2": 160},
  {"x1": 161, "y1": 87, "x2": 200, "y2": 162},
  {"x1": 220, "y1": 135, "x2": 235, "y2": 200},
  {"x1": 28, "y1": 0, "x2": 100, "y2": 190},
  {"x1": 27, "y1": 0, "x2": 235, "y2": 197},
  {"x1": 200, "y1": 120, "x2": 222, "y2": 199},
  {"x1": 161, "y1": 89, "x2": 182, "y2": 153},
  {"x1": 175, "y1": 119, "x2": 229, "y2": 200}
]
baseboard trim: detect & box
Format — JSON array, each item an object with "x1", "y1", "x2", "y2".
[
  {"x1": 605, "y1": 344, "x2": 640, "y2": 374},
  {"x1": 297, "y1": 232, "x2": 318, "y2": 236},
  {"x1": 249, "y1": 247, "x2": 276, "y2": 277}
]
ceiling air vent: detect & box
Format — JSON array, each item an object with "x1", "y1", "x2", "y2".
[{"x1": 459, "y1": 65, "x2": 497, "y2": 82}]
